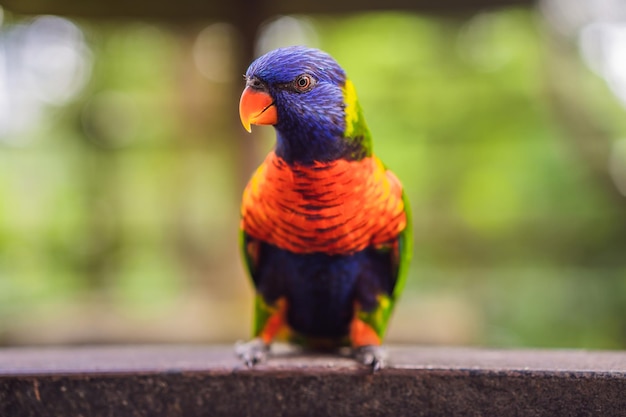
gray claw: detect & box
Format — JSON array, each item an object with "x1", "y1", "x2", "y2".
[
  {"x1": 235, "y1": 338, "x2": 269, "y2": 367},
  {"x1": 354, "y1": 345, "x2": 388, "y2": 372}
]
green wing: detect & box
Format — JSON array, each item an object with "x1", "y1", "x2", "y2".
[
  {"x1": 239, "y1": 228, "x2": 256, "y2": 281},
  {"x1": 357, "y1": 188, "x2": 413, "y2": 340},
  {"x1": 240, "y1": 229, "x2": 275, "y2": 337},
  {"x1": 393, "y1": 189, "x2": 413, "y2": 300}
]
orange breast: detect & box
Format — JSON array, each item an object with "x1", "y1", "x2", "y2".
[{"x1": 241, "y1": 152, "x2": 406, "y2": 255}]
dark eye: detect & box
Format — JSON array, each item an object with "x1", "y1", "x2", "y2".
[
  {"x1": 247, "y1": 76, "x2": 265, "y2": 90},
  {"x1": 294, "y1": 74, "x2": 315, "y2": 92}
]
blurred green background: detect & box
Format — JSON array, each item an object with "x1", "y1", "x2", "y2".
[{"x1": 1, "y1": 2, "x2": 626, "y2": 349}]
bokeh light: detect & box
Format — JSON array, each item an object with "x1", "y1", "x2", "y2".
[
  {"x1": 193, "y1": 23, "x2": 238, "y2": 83},
  {"x1": 255, "y1": 15, "x2": 319, "y2": 56},
  {"x1": 0, "y1": 15, "x2": 91, "y2": 144}
]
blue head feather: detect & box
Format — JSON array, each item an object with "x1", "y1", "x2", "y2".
[{"x1": 245, "y1": 46, "x2": 370, "y2": 164}]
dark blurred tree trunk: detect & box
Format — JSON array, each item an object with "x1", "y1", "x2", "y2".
[{"x1": 232, "y1": 0, "x2": 267, "y2": 191}]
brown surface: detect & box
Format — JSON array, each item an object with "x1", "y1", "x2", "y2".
[{"x1": 1, "y1": 345, "x2": 625, "y2": 416}]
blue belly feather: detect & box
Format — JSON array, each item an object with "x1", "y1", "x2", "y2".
[{"x1": 254, "y1": 243, "x2": 392, "y2": 339}]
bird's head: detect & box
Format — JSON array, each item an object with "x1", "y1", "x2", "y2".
[{"x1": 239, "y1": 46, "x2": 371, "y2": 164}]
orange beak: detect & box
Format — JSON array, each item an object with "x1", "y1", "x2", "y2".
[{"x1": 239, "y1": 86, "x2": 278, "y2": 133}]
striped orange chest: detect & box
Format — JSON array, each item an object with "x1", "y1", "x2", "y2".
[{"x1": 241, "y1": 152, "x2": 406, "y2": 255}]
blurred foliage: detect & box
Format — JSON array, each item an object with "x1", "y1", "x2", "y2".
[{"x1": 0, "y1": 7, "x2": 625, "y2": 348}]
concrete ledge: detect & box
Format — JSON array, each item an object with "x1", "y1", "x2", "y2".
[{"x1": 1, "y1": 345, "x2": 625, "y2": 416}]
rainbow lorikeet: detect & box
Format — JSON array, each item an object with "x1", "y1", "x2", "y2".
[{"x1": 235, "y1": 46, "x2": 411, "y2": 370}]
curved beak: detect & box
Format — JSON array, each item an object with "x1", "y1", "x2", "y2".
[{"x1": 239, "y1": 86, "x2": 278, "y2": 133}]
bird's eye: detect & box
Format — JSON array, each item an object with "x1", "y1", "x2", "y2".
[{"x1": 294, "y1": 74, "x2": 315, "y2": 92}]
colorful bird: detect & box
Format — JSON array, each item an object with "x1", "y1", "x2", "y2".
[{"x1": 235, "y1": 46, "x2": 411, "y2": 370}]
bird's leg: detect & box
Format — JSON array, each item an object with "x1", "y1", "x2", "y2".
[
  {"x1": 235, "y1": 298, "x2": 287, "y2": 367},
  {"x1": 350, "y1": 307, "x2": 387, "y2": 372}
]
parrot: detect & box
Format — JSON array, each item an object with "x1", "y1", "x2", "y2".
[{"x1": 235, "y1": 46, "x2": 411, "y2": 371}]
